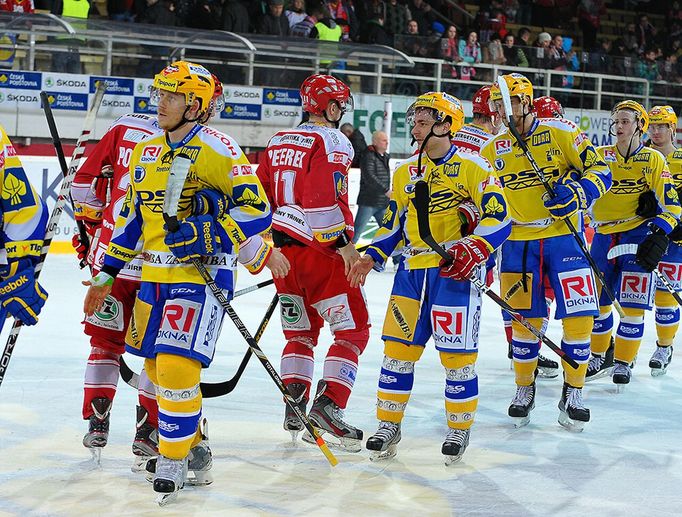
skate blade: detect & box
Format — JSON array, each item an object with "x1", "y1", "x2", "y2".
[
  {"x1": 444, "y1": 454, "x2": 464, "y2": 466},
  {"x1": 558, "y1": 412, "x2": 586, "y2": 432},
  {"x1": 369, "y1": 445, "x2": 398, "y2": 462},
  {"x1": 301, "y1": 430, "x2": 362, "y2": 453},
  {"x1": 510, "y1": 415, "x2": 530, "y2": 428},
  {"x1": 509, "y1": 359, "x2": 513, "y2": 370},
  {"x1": 288, "y1": 429, "x2": 302, "y2": 444},
  {"x1": 88, "y1": 447, "x2": 103, "y2": 466},
  {"x1": 585, "y1": 367, "x2": 613, "y2": 383},
  {"x1": 650, "y1": 367, "x2": 668, "y2": 377},
  {"x1": 156, "y1": 491, "x2": 180, "y2": 506},
  {"x1": 536, "y1": 367, "x2": 559, "y2": 379},
  {"x1": 614, "y1": 383, "x2": 628, "y2": 393},
  {"x1": 131, "y1": 455, "x2": 155, "y2": 474},
  {"x1": 187, "y1": 470, "x2": 213, "y2": 486}
]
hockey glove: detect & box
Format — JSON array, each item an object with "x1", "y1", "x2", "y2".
[
  {"x1": 458, "y1": 200, "x2": 480, "y2": 237},
  {"x1": 543, "y1": 179, "x2": 588, "y2": 220},
  {"x1": 635, "y1": 190, "x2": 658, "y2": 219},
  {"x1": 439, "y1": 236, "x2": 490, "y2": 281},
  {"x1": 636, "y1": 225, "x2": 669, "y2": 272},
  {"x1": 164, "y1": 215, "x2": 219, "y2": 263},
  {"x1": 71, "y1": 222, "x2": 100, "y2": 263},
  {"x1": 0, "y1": 267, "x2": 48, "y2": 326},
  {"x1": 668, "y1": 223, "x2": 682, "y2": 243},
  {"x1": 192, "y1": 189, "x2": 229, "y2": 220}
]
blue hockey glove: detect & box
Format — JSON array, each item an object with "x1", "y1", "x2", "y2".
[
  {"x1": 543, "y1": 179, "x2": 588, "y2": 220},
  {"x1": 0, "y1": 267, "x2": 48, "y2": 326},
  {"x1": 164, "y1": 215, "x2": 218, "y2": 262},
  {"x1": 192, "y1": 189, "x2": 229, "y2": 220}
]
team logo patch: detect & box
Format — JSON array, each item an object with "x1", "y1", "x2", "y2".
[
  {"x1": 312, "y1": 294, "x2": 355, "y2": 332},
  {"x1": 495, "y1": 140, "x2": 512, "y2": 155},
  {"x1": 85, "y1": 295, "x2": 125, "y2": 331},
  {"x1": 333, "y1": 170, "x2": 348, "y2": 197},
  {"x1": 140, "y1": 145, "x2": 162, "y2": 163},
  {"x1": 157, "y1": 300, "x2": 202, "y2": 350},
  {"x1": 279, "y1": 294, "x2": 311, "y2": 331},
  {"x1": 619, "y1": 272, "x2": 653, "y2": 305},
  {"x1": 558, "y1": 269, "x2": 597, "y2": 314},
  {"x1": 494, "y1": 158, "x2": 505, "y2": 170},
  {"x1": 133, "y1": 165, "x2": 146, "y2": 182},
  {"x1": 431, "y1": 305, "x2": 467, "y2": 349}
]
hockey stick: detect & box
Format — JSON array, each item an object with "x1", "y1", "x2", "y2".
[
  {"x1": 607, "y1": 243, "x2": 682, "y2": 306},
  {"x1": 0, "y1": 86, "x2": 107, "y2": 388},
  {"x1": 411, "y1": 180, "x2": 578, "y2": 368},
  {"x1": 119, "y1": 277, "x2": 277, "y2": 389},
  {"x1": 164, "y1": 154, "x2": 338, "y2": 466},
  {"x1": 41, "y1": 83, "x2": 107, "y2": 269},
  {"x1": 496, "y1": 75, "x2": 624, "y2": 319}
]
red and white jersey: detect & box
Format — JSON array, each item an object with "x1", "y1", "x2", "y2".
[
  {"x1": 452, "y1": 123, "x2": 495, "y2": 154},
  {"x1": 257, "y1": 123, "x2": 354, "y2": 252},
  {"x1": 0, "y1": 0, "x2": 34, "y2": 12},
  {"x1": 72, "y1": 114, "x2": 160, "y2": 280}
]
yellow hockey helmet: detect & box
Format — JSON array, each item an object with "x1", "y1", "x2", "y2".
[
  {"x1": 406, "y1": 92, "x2": 465, "y2": 134},
  {"x1": 151, "y1": 61, "x2": 215, "y2": 115},
  {"x1": 648, "y1": 105, "x2": 678, "y2": 132},
  {"x1": 612, "y1": 100, "x2": 649, "y2": 133},
  {"x1": 490, "y1": 73, "x2": 534, "y2": 103}
]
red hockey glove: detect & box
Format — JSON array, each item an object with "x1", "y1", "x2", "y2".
[
  {"x1": 439, "y1": 236, "x2": 490, "y2": 281},
  {"x1": 71, "y1": 223, "x2": 100, "y2": 263},
  {"x1": 458, "y1": 200, "x2": 480, "y2": 237}
]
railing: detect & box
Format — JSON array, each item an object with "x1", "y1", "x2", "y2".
[{"x1": 1, "y1": 12, "x2": 681, "y2": 111}]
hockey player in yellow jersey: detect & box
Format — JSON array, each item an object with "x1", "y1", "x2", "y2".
[
  {"x1": 642, "y1": 106, "x2": 682, "y2": 376},
  {"x1": 349, "y1": 92, "x2": 511, "y2": 464},
  {"x1": 480, "y1": 73, "x2": 611, "y2": 431},
  {"x1": 83, "y1": 61, "x2": 271, "y2": 504},
  {"x1": 587, "y1": 101, "x2": 681, "y2": 389}
]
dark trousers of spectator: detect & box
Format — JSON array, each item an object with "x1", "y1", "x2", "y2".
[{"x1": 353, "y1": 205, "x2": 387, "y2": 244}]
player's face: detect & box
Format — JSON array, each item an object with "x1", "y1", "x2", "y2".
[
  {"x1": 156, "y1": 90, "x2": 188, "y2": 130},
  {"x1": 649, "y1": 123, "x2": 672, "y2": 146},
  {"x1": 492, "y1": 97, "x2": 525, "y2": 127},
  {"x1": 612, "y1": 110, "x2": 639, "y2": 144},
  {"x1": 410, "y1": 109, "x2": 436, "y2": 145}
]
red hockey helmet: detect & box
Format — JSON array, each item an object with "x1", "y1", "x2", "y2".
[
  {"x1": 472, "y1": 85, "x2": 495, "y2": 117},
  {"x1": 533, "y1": 96, "x2": 564, "y2": 118},
  {"x1": 300, "y1": 74, "x2": 353, "y2": 116}
]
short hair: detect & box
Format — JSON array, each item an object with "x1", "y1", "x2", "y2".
[{"x1": 340, "y1": 123, "x2": 354, "y2": 132}]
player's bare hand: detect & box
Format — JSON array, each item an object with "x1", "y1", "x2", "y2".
[
  {"x1": 338, "y1": 242, "x2": 361, "y2": 276},
  {"x1": 266, "y1": 247, "x2": 291, "y2": 278},
  {"x1": 348, "y1": 255, "x2": 375, "y2": 287},
  {"x1": 82, "y1": 273, "x2": 114, "y2": 316}
]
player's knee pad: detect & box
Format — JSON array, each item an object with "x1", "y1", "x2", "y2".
[
  {"x1": 335, "y1": 327, "x2": 370, "y2": 355},
  {"x1": 563, "y1": 315, "x2": 593, "y2": 342},
  {"x1": 511, "y1": 318, "x2": 545, "y2": 341},
  {"x1": 384, "y1": 340, "x2": 425, "y2": 362},
  {"x1": 84, "y1": 346, "x2": 121, "y2": 388},
  {"x1": 155, "y1": 353, "x2": 203, "y2": 459},
  {"x1": 620, "y1": 306, "x2": 645, "y2": 323},
  {"x1": 281, "y1": 335, "x2": 316, "y2": 386},
  {"x1": 655, "y1": 290, "x2": 678, "y2": 309},
  {"x1": 439, "y1": 352, "x2": 478, "y2": 429}
]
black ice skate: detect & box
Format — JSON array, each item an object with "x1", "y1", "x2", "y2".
[
  {"x1": 558, "y1": 383, "x2": 590, "y2": 432},
  {"x1": 649, "y1": 344, "x2": 673, "y2": 377},
  {"x1": 508, "y1": 383, "x2": 536, "y2": 428},
  {"x1": 585, "y1": 338, "x2": 615, "y2": 382},
  {"x1": 442, "y1": 428, "x2": 470, "y2": 466},
  {"x1": 153, "y1": 455, "x2": 188, "y2": 506},
  {"x1": 366, "y1": 421, "x2": 401, "y2": 461},
  {"x1": 612, "y1": 360, "x2": 631, "y2": 392},
  {"x1": 537, "y1": 354, "x2": 559, "y2": 378},
  {"x1": 282, "y1": 382, "x2": 308, "y2": 443},
  {"x1": 132, "y1": 405, "x2": 159, "y2": 473},
  {"x1": 83, "y1": 397, "x2": 112, "y2": 464},
  {"x1": 302, "y1": 381, "x2": 363, "y2": 453}
]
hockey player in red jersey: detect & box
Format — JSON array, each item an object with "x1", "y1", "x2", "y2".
[
  {"x1": 257, "y1": 74, "x2": 370, "y2": 452},
  {"x1": 451, "y1": 85, "x2": 500, "y2": 152},
  {"x1": 533, "y1": 96, "x2": 565, "y2": 119}
]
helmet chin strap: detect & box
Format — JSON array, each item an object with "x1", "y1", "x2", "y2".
[
  {"x1": 167, "y1": 105, "x2": 203, "y2": 134},
  {"x1": 416, "y1": 119, "x2": 451, "y2": 179}
]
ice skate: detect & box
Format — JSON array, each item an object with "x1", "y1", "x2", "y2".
[
  {"x1": 612, "y1": 361, "x2": 631, "y2": 392},
  {"x1": 585, "y1": 339, "x2": 615, "y2": 382},
  {"x1": 302, "y1": 381, "x2": 363, "y2": 453},
  {"x1": 366, "y1": 421, "x2": 401, "y2": 461},
  {"x1": 649, "y1": 344, "x2": 673, "y2": 377},
  {"x1": 442, "y1": 428, "x2": 470, "y2": 466},
  {"x1": 82, "y1": 397, "x2": 112, "y2": 464},
  {"x1": 131, "y1": 405, "x2": 158, "y2": 473},
  {"x1": 282, "y1": 383, "x2": 308, "y2": 443},
  {"x1": 508, "y1": 383, "x2": 535, "y2": 428},
  {"x1": 537, "y1": 354, "x2": 559, "y2": 379},
  {"x1": 153, "y1": 455, "x2": 188, "y2": 506},
  {"x1": 558, "y1": 383, "x2": 590, "y2": 432}
]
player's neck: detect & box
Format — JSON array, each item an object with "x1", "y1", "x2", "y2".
[
  {"x1": 616, "y1": 136, "x2": 640, "y2": 158},
  {"x1": 307, "y1": 115, "x2": 335, "y2": 128},
  {"x1": 426, "y1": 137, "x2": 452, "y2": 160},
  {"x1": 166, "y1": 121, "x2": 197, "y2": 144},
  {"x1": 652, "y1": 142, "x2": 676, "y2": 156}
]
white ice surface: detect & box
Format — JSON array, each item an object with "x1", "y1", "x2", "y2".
[{"x1": 1, "y1": 255, "x2": 682, "y2": 516}]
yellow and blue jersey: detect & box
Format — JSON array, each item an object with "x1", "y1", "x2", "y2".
[
  {"x1": 592, "y1": 144, "x2": 680, "y2": 235},
  {"x1": 480, "y1": 118, "x2": 611, "y2": 241},
  {"x1": 103, "y1": 124, "x2": 271, "y2": 289},
  {"x1": 0, "y1": 124, "x2": 47, "y2": 275},
  {"x1": 667, "y1": 147, "x2": 682, "y2": 190},
  {"x1": 365, "y1": 144, "x2": 511, "y2": 270}
]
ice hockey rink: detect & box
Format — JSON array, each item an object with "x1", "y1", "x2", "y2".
[{"x1": 1, "y1": 255, "x2": 682, "y2": 516}]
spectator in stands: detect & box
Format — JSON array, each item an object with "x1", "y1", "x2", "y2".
[
  {"x1": 547, "y1": 34, "x2": 572, "y2": 86},
  {"x1": 662, "y1": 53, "x2": 681, "y2": 84},
  {"x1": 529, "y1": 31, "x2": 551, "y2": 70},
  {"x1": 384, "y1": 0, "x2": 410, "y2": 39},
  {"x1": 52, "y1": 0, "x2": 91, "y2": 74},
  {"x1": 588, "y1": 38, "x2": 612, "y2": 74},
  {"x1": 459, "y1": 30, "x2": 481, "y2": 81},
  {"x1": 353, "y1": 131, "x2": 391, "y2": 245},
  {"x1": 578, "y1": 0, "x2": 605, "y2": 51},
  {"x1": 516, "y1": 0, "x2": 532, "y2": 25},
  {"x1": 439, "y1": 24, "x2": 461, "y2": 81},
  {"x1": 326, "y1": 0, "x2": 357, "y2": 41},
  {"x1": 362, "y1": 12, "x2": 392, "y2": 45},
  {"x1": 286, "y1": 0, "x2": 306, "y2": 28},
  {"x1": 222, "y1": 0, "x2": 249, "y2": 32},
  {"x1": 503, "y1": 33, "x2": 529, "y2": 67},
  {"x1": 341, "y1": 123, "x2": 368, "y2": 168},
  {"x1": 188, "y1": 0, "x2": 221, "y2": 29},
  {"x1": 636, "y1": 14, "x2": 657, "y2": 52},
  {"x1": 623, "y1": 23, "x2": 640, "y2": 55},
  {"x1": 291, "y1": 4, "x2": 325, "y2": 37},
  {"x1": 484, "y1": 32, "x2": 506, "y2": 67},
  {"x1": 636, "y1": 47, "x2": 662, "y2": 84},
  {"x1": 0, "y1": 0, "x2": 34, "y2": 12},
  {"x1": 409, "y1": 0, "x2": 435, "y2": 37},
  {"x1": 258, "y1": 0, "x2": 290, "y2": 36}
]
